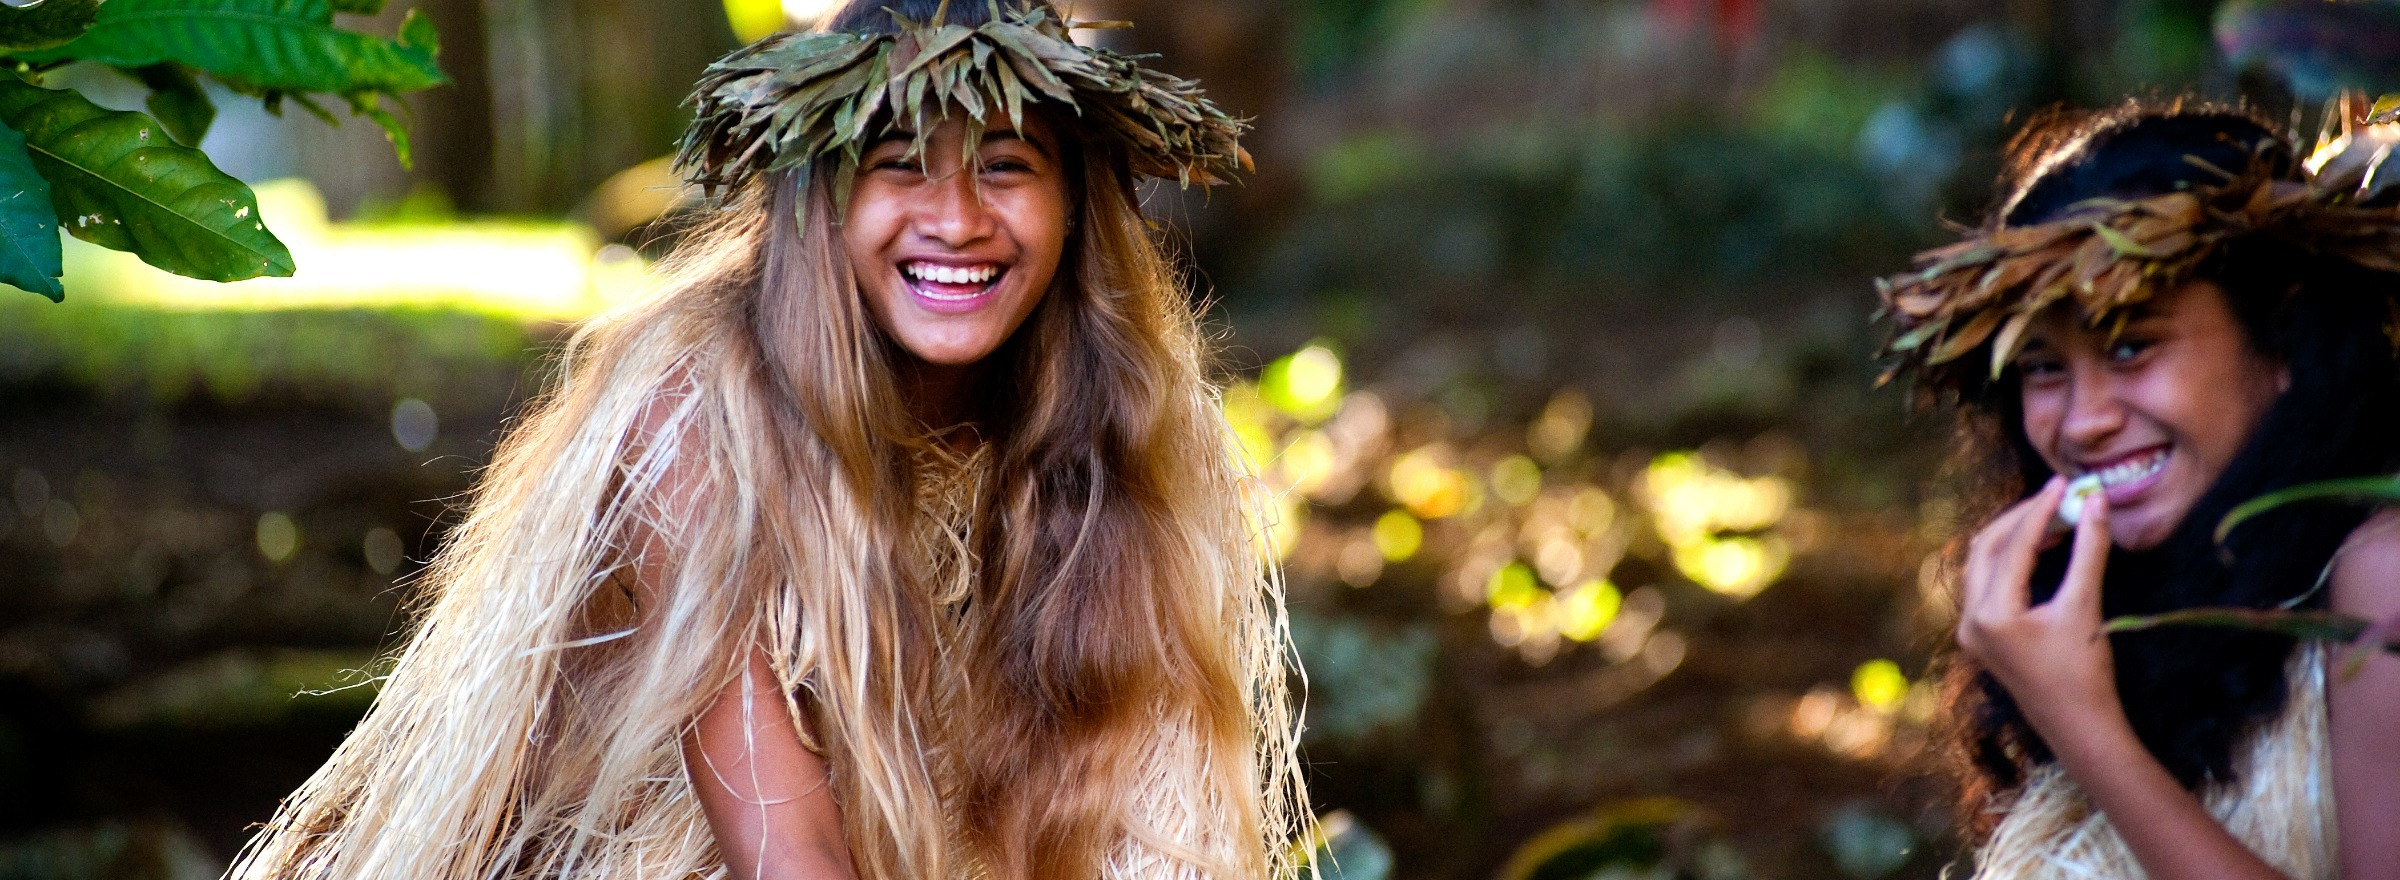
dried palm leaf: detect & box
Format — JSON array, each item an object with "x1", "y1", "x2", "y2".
[
  {"x1": 1878, "y1": 136, "x2": 2400, "y2": 390},
  {"x1": 677, "y1": 3, "x2": 1248, "y2": 217}
]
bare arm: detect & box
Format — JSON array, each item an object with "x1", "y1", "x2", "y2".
[
  {"x1": 1959, "y1": 480, "x2": 2286, "y2": 880},
  {"x1": 2329, "y1": 510, "x2": 2400, "y2": 880},
  {"x1": 623, "y1": 398, "x2": 857, "y2": 880},
  {"x1": 683, "y1": 648, "x2": 858, "y2": 880}
]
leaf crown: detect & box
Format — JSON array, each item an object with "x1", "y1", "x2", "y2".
[
  {"x1": 1875, "y1": 125, "x2": 2400, "y2": 394},
  {"x1": 675, "y1": 2, "x2": 1250, "y2": 211}
]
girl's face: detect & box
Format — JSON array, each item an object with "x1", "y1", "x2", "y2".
[
  {"x1": 2012, "y1": 280, "x2": 2288, "y2": 550},
  {"x1": 843, "y1": 114, "x2": 1072, "y2": 369}
]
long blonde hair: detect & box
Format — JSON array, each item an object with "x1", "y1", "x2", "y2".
[{"x1": 227, "y1": 118, "x2": 1304, "y2": 880}]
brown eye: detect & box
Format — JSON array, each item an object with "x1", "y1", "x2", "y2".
[
  {"x1": 978, "y1": 155, "x2": 1035, "y2": 175},
  {"x1": 2014, "y1": 355, "x2": 2065, "y2": 382},
  {"x1": 869, "y1": 153, "x2": 922, "y2": 174},
  {"x1": 2106, "y1": 338, "x2": 2153, "y2": 362}
]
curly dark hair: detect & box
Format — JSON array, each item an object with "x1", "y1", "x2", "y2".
[{"x1": 1935, "y1": 103, "x2": 2400, "y2": 839}]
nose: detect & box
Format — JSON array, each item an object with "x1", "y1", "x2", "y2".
[
  {"x1": 908, "y1": 166, "x2": 997, "y2": 248},
  {"x1": 2056, "y1": 360, "x2": 2126, "y2": 454}
]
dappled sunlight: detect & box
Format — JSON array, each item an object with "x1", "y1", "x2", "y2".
[
  {"x1": 1640, "y1": 452, "x2": 1796, "y2": 599},
  {"x1": 1232, "y1": 343, "x2": 1826, "y2": 672},
  {"x1": 61, "y1": 180, "x2": 647, "y2": 321}
]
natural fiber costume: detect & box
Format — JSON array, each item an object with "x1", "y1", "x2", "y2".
[
  {"x1": 226, "y1": 4, "x2": 1301, "y2": 880},
  {"x1": 1968, "y1": 644, "x2": 2336, "y2": 880}
]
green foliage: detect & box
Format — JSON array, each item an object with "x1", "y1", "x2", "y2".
[
  {"x1": 0, "y1": 79, "x2": 293, "y2": 282},
  {"x1": 0, "y1": 118, "x2": 63, "y2": 300},
  {"x1": 19, "y1": 0, "x2": 443, "y2": 94},
  {"x1": 1289, "y1": 610, "x2": 1437, "y2": 746},
  {"x1": 0, "y1": 0, "x2": 443, "y2": 300},
  {"x1": 0, "y1": 293, "x2": 540, "y2": 407},
  {"x1": 2105, "y1": 607, "x2": 2399, "y2": 656},
  {"x1": 1292, "y1": 0, "x2": 1428, "y2": 83},
  {"x1": 2215, "y1": 474, "x2": 2400, "y2": 542},
  {"x1": 2121, "y1": 473, "x2": 2400, "y2": 666},
  {"x1": 0, "y1": 0, "x2": 100, "y2": 52},
  {"x1": 126, "y1": 63, "x2": 215, "y2": 146}
]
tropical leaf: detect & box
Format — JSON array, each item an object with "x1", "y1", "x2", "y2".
[
  {"x1": 2215, "y1": 474, "x2": 2400, "y2": 542},
  {"x1": 0, "y1": 79, "x2": 293, "y2": 282},
  {"x1": 0, "y1": 0, "x2": 100, "y2": 51},
  {"x1": 0, "y1": 118, "x2": 62, "y2": 300},
  {"x1": 127, "y1": 63, "x2": 216, "y2": 146},
  {"x1": 20, "y1": 0, "x2": 445, "y2": 96},
  {"x1": 2369, "y1": 93, "x2": 2400, "y2": 126},
  {"x1": 2105, "y1": 607, "x2": 2400, "y2": 656},
  {"x1": 345, "y1": 91, "x2": 410, "y2": 169}
]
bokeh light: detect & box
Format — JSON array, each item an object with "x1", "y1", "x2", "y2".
[
  {"x1": 256, "y1": 513, "x2": 300, "y2": 564},
  {"x1": 1555, "y1": 579, "x2": 1622, "y2": 642},
  {"x1": 1851, "y1": 659, "x2": 1909, "y2": 712},
  {"x1": 1261, "y1": 342, "x2": 1346, "y2": 424},
  {"x1": 1373, "y1": 510, "x2": 1423, "y2": 562}
]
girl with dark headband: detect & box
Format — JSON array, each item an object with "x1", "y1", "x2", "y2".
[{"x1": 1877, "y1": 104, "x2": 2400, "y2": 879}]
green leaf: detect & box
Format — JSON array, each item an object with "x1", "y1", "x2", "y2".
[
  {"x1": 346, "y1": 91, "x2": 409, "y2": 169},
  {"x1": 21, "y1": 0, "x2": 446, "y2": 95},
  {"x1": 0, "y1": 0, "x2": 100, "y2": 51},
  {"x1": 330, "y1": 0, "x2": 386, "y2": 14},
  {"x1": 0, "y1": 79, "x2": 293, "y2": 282},
  {"x1": 2371, "y1": 94, "x2": 2400, "y2": 126},
  {"x1": 2090, "y1": 222, "x2": 2163, "y2": 258},
  {"x1": 2106, "y1": 607, "x2": 2400, "y2": 655},
  {"x1": 2216, "y1": 475, "x2": 2400, "y2": 542},
  {"x1": 0, "y1": 117, "x2": 63, "y2": 300},
  {"x1": 128, "y1": 64, "x2": 215, "y2": 146}
]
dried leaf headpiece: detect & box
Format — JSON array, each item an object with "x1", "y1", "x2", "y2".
[
  {"x1": 676, "y1": 1, "x2": 1250, "y2": 214},
  {"x1": 1876, "y1": 123, "x2": 2400, "y2": 394}
]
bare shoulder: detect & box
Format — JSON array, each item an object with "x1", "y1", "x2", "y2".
[
  {"x1": 615, "y1": 374, "x2": 723, "y2": 598},
  {"x1": 2331, "y1": 507, "x2": 2400, "y2": 618}
]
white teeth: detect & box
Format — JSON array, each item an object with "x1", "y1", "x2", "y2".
[
  {"x1": 2088, "y1": 451, "x2": 2167, "y2": 487},
  {"x1": 904, "y1": 262, "x2": 999, "y2": 285}
]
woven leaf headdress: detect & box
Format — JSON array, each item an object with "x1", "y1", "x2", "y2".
[
  {"x1": 676, "y1": 2, "x2": 1249, "y2": 213},
  {"x1": 1875, "y1": 125, "x2": 2400, "y2": 394}
]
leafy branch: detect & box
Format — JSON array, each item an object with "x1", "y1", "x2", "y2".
[
  {"x1": 2106, "y1": 473, "x2": 2400, "y2": 670},
  {"x1": 0, "y1": 0, "x2": 445, "y2": 301}
]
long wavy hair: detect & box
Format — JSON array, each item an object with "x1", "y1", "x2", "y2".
[
  {"x1": 224, "y1": 3, "x2": 1305, "y2": 878},
  {"x1": 1930, "y1": 103, "x2": 2400, "y2": 839}
]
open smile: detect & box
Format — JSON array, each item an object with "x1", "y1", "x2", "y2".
[
  {"x1": 901, "y1": 259, "x2": 1008, "y2": 309},
  {"x1": 2073, "y1": 445, "x2": 2170, "y2": 505}
]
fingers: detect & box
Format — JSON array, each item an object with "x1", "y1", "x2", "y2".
[
  {"x1": 2052, "y1": 493, "x2": 2111, "y2": 626},
  {"x1": 1966, "y1": 477, "x2": 2066, "y2": 620}
]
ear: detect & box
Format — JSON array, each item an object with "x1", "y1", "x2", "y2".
[{"x1": 2276, "y1": 362, "x2": 2292, "y2": 395}]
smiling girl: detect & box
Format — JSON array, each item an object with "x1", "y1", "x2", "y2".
[
  {"x1": 224, "y1": 3, "x2": 1303, "y2": 879},
  {"x1": 1879, "y1": 106, "x2": 2400, "y2": 879}
]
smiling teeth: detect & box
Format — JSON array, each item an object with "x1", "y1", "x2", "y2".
[
  {"x1": 2091, "y1": 451, "x2": 2168, "y2": 487},
  {"x1": 904, "y1": 262, "x2": 999, "y2": 285}
]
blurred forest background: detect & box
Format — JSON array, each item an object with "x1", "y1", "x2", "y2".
[{"x1": 0, "y1": 0, "x2": 2357, "y2": 878}]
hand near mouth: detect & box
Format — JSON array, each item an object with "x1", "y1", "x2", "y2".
[
  {"x1": 1957, "y1": 479, "x2": 2310, "y2": 879},
  {"x1": 1962, "y1": 475, "x2": 2120, "y2": 728}
]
